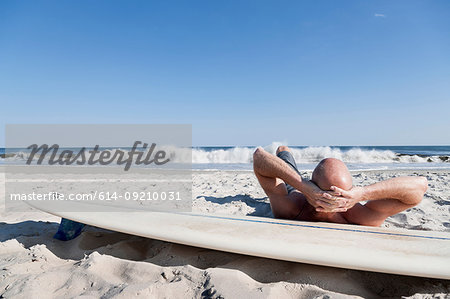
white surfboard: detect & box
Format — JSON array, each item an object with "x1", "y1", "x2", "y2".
[{"x1": 28, "y1": 201, "x2": 450, "y2": 279}]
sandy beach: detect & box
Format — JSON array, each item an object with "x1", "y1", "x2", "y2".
[
  {"x1": 1, "y1": 168, "x2": 450, "y2": 298},
  {"x1": 2, "y1": 0, "x2": 450, "y2": 297}
]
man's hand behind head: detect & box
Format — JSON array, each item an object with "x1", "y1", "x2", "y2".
[{"x1": 300, "y1": 180, "x2": 349, "y2": 213}]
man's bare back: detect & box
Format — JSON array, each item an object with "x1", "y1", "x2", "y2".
[{"x1": 253, "y1": 146, "x2": 428, "y2": 226}]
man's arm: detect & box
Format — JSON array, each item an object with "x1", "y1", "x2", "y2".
[
  {"x1": 327, "y1": 176, "x2": 428, "y2": 207},
  {"x1": 324, "y1": 176, "x2": 428, "y2": 225},
  {"x1": 253, "y1": 148, "x2": 346, "y2": 212}
]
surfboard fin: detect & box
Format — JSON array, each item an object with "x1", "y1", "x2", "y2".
[{"x1": 53, "y1": 218, "x2": 86, "y2": 241}]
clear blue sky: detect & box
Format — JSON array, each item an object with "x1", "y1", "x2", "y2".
[{"x1": 1, "y1": 0, "x2": 449, "y2": 146}]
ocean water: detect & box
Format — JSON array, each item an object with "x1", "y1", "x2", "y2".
[{"x1": 1, "y1": 144, "x2": 449, "y2": 171}]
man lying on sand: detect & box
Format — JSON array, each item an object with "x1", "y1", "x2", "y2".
[{"x1": 253, "y1": 146, "x2": 428, "y2": 226}]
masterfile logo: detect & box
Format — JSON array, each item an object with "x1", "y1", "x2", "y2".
[
  {"x1": 26, "y1": 141, "x2": 170, "y2": 171},
  {"x1": 5, "y1": 124, "x2": 192, "y2": 213}
]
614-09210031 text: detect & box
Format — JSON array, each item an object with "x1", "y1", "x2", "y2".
[{"x1": 9, "y1": 191, "x2": 182, "y2": 201}]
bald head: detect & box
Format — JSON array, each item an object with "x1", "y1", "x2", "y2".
[{"x1": 311, "y1": 158, "x2": 353, "y2": 191}]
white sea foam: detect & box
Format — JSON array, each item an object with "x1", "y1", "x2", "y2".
[
  {"x1": 189, "y1": 144, "x2": 438, "y2": 164},
  {"x1": 1, "y1": 142, "x2": 448, "y2": 165}
]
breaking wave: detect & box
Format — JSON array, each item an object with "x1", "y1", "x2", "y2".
[
  {"x1": 191, "y1": 144, "x2": 449, "y2": 164},
  {"x1": 1, "y1": 143, "x2": 449, "y2": 164}
]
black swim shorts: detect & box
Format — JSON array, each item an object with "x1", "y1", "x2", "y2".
[{"x1": 276, "y1": 150, "x2": 301, "y2": 194}]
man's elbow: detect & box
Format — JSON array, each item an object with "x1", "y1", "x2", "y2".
[
  {"x1": 418, "y1": 176, "x2": 428, "y2": 194},
  {"x1": 253, "y1": 147, "x2": 265, "y2": 166},
  {"x1": 253, "y1": 147, "x2": 264, "y2": 158},
  {"x1": 411, "y1": 176, "x2": 428, "y2": 206}
]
